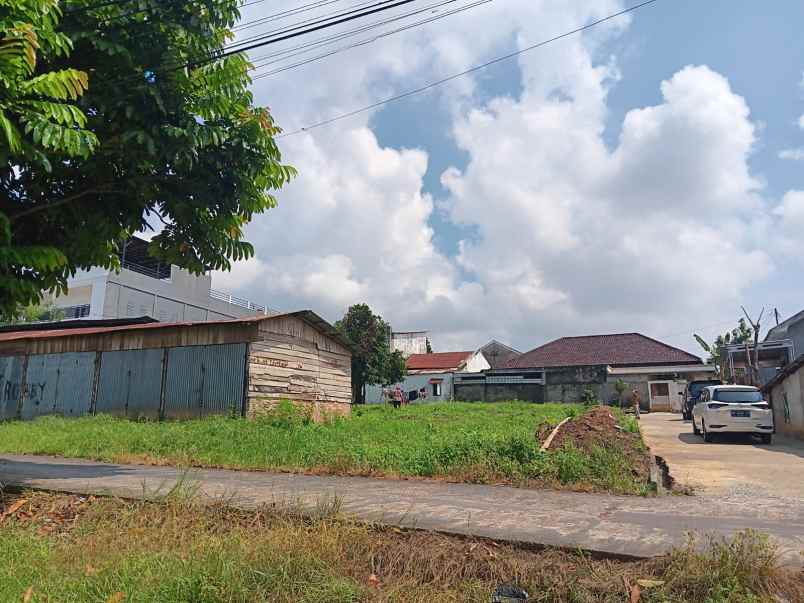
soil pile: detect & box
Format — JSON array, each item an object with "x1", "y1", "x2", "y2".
[{"x1": 542, "y1": 406, "x2": 651, "y2": 484}]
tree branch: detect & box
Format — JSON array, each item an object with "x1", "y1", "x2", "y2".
[{"x1": 8, "y1": 186, "x2": 113, "y2": 222}]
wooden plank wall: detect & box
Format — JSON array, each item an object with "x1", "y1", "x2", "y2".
[{"x1": 248, "y1": 315, "x2": 352, "y2": 420}]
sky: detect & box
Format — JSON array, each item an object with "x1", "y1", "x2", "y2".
[{"x1": 211, "y1": 0, "x2": 804, "y2": 355}]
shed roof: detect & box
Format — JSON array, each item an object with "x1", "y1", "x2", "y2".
[
  {"x1": 406, "y1": 351, "x2": 474, "y2": 371},
  {"x1": 765, "y1": 308, "x2": 804, "y2": 342},
  {"x1": 509, "y1": 333, "x2": 703, "y2": 369},
  {"x1": 0, "y1": 310, "x2": 353, "y2": 350}
]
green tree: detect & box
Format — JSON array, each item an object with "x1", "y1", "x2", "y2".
[
  {"x1": 694, "y1": 318, "x2": 754, "y2": 381},
  {"x1": 0, "y1": 0, "x2": 98, "y2": 317},
  {"x1": 425, "y1": 337, "x2": 433, "y2": 354},
  {"x1": 0, "y1": 299, "x2": 63, "y2": 325},
  {"x1": 336, "y1": 303, "x2": 407, "y2": 404},
  {"x1": 1, "y1": 0, "x2": 294, "y2": 319},
  {"x1": 614, "y1": 378, "x2": 628, "y2": 408}
]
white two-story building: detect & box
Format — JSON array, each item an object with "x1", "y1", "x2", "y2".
[{"x1": 50, "y1": 237, "x2": 270, "y2": 322}]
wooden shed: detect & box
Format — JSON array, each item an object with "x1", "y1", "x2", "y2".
[{"x1": 0, "y1": 311, "x2": 352, "y2": 421}]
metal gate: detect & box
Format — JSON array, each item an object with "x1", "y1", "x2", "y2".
[
  {"x1": 164, "y1": 343, "x2": 246, "y2": 419},
  {"x1": 96, "y1": 349, "x2": 164, "y2": 419},
  {"x1": 20, "y1": 352, "x2": 95, "y2": 420},
  {"x1": 0, "y1": 356, "x2": 24, "y2": 420}
]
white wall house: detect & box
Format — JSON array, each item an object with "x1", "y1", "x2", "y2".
[{"x1": 50, "y1": 238, "x2": 270, "y2": 322}]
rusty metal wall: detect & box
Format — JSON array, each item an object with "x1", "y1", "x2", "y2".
[
  {"x1": 0, "y1": 355, "x2": 23, "y2": 420},
  {"x1": 164, "y1": 343, "x2": 245, "y2": 419},
  {"x1": 96, "y1": 349, "x2": 164, "y2": 419},
  {"x1": 20, "y1": 352, "x2": 95, "y2": 420}
]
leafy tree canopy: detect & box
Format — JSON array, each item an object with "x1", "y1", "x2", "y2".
[
  {"x1": 0, "y1": 0, "x2": 98, "y2": 315},
  {"x1": 694, "y1": 318, "x2": 754, "y2": 380},
  {"x1": 336, "y1": 303, "x2": 407, "y2": 404},
  {"x1": 1, "y1": 0, "x2": 294, "y2": 318}
]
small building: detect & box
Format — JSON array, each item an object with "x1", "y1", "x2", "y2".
[
  {"x1": 49, "y1": 236, "x2": 271, "y2": 321},
  {"x1": 765, "y1": 309, "x2": 804, "y2": 360},
  {"x1": 455, "y1": 333, "x2": 715, "y2": 410},
  {"x1": 0, "y1": 311, "x2": 351, "y2": 422},
  {"x1": 725, "y1": 339, "x2": 795, "y2": 386},
  {"x1": 365, "y1": 350, "x2": 489, "y2": 403},
  {"x1": 763, "y1": 356, "x2": 804, "y2": 441}
]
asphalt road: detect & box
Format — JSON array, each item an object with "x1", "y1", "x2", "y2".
[
  {"x1": 640, "y1": 412, "x2": 804, "y2": 499},
  {"x1": 2, "y1": 453, "x2": 804, "y2": 565}
]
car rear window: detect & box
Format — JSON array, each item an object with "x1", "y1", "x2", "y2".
[
  {"x1": 689, "y1": 381, "x2": 720, "y2": 396},
  {"x1": 712, "y1": 389, "x2": 763, "y2": 403}
]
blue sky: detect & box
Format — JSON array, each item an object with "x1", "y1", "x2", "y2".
[{"x1": 219, "y1": 0, "x2": 804, "y2": 354}]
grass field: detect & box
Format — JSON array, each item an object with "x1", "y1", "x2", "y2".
[
  {"x1": 0, "y1": 490, "x2": 800, "y2": 603},
  {"x1": 0, "y1": 402, "x2": 650, "y2": 494}
]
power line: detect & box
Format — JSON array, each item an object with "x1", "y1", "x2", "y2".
[
  {"x1": 252, "y1": 0, "x2": 492, "y2": 80},
  {"x1": 222, "y1": 0, "x2": 416, "y2": 54},
  {"x1": 277, "y1": 0, "x2": 661, "y2": 137},
  {"x1": 234, "y1": 0, "x2": 358, "y2": 32},
  {"x1": 248, "y1": 0, "x2": 482, "y2": 68}
]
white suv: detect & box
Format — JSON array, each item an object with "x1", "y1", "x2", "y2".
[{"x1": 692, "y1": 385, "x2": 774, "y2": 444}]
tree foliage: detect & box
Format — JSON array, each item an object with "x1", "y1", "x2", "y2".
[
  {"x1": 694, "y1": 318, "x2": 754, "y2": 380},
  {"x1": 0, "y1": 0, "x2": 99, "y2": 317},
  {"x1": 1, "y1": 0, "x2": 294, "y2": 319},
  {"x1": 336, "y1": 303, "x2": 407, "y2": 404}
]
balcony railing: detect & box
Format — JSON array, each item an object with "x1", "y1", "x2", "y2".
[
  {"x1": 121, "y1": 260, "x2": 171, "y2": 280},
  {"x1": 209, "y1": 289, "x2": 267, "y2": 313},
  {"x1": 60, "y1": 304, "x2": 91, "y2": 319}
]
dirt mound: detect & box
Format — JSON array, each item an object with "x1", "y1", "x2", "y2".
[{"x1": 542, "y1": 406, "x2": 651, "y2": 484}]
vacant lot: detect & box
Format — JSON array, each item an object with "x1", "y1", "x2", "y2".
[
  {"x1": 0, "y1": 402, "x2": 650, "y2": 494},
  {"x1": 0, "y1": 490, "x2": 801, "y2": 603}
]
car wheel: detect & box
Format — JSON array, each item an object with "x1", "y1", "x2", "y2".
[
  {"x1": 761, "y1": 434, "x2": 772, "y2": 445},
  {"x1": 702, "y1": 420, "x2": 713, "y2": 443},
  {"x1": 692, "y1": 418, "x2": 700, "y2": 435}
]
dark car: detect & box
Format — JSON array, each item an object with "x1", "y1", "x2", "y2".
[{"x1": 681, "y1": 379, "x2": 723, "y2": 420}]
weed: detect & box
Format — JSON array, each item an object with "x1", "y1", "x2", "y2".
[
  {"x1": 0, "y1": 402, "x2": 650, "y2": 493},
  {"x1": 0, "y1": 492, "x2": 800, "y2": 603}
]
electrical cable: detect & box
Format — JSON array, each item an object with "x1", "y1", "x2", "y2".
[
  {"x1": 247, "y1": 0, "x2": 482, "y2": 67},
  {"x1": 277, "y1": 0, "x2": 661, "y2": 137},
  {"x1": 252, "y1": 0, "x2": 492, "y2": 79}
]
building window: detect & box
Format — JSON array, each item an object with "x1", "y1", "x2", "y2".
[{"x1": 431, "y1": 382, "x2": 442, "y2": 397}]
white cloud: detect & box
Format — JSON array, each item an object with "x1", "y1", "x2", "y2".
[
  {"x1": 212, "y1": 1, "x2": 788, "y2": 352},
  {"x1": 798, "y1": 114, "x2": 804, "y2": 130},
  {"x1": 773, "y1": 191, "x2": 804, "y2": 256},
  {"x1": 779, "y1": 147, "x2": 804, "y2": 161}
]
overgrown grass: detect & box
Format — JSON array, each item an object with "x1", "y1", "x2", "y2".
[
  {"x1": 0, "y1": 402, "x2": 649, "y2": 493},
  {"x1": 0, "y1": 491, "x2": 800, "y2": 603}
]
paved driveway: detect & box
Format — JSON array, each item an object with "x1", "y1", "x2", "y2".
[{"x1": 640, "y1": 412, "x2": 804, "y2": 499}]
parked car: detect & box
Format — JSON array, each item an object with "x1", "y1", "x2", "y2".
[
  {"x1": 692, "y1": 385, "x2": 774, "y2": 444},
  {"x1": 680, "y1": 379, "x2": 722, "y2": 420}
]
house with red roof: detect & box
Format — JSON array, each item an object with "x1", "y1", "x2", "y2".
[
  {"x1": 365, "y1": 349, "x2": 490, "y2": 403},
  {"x1": 454, "y1": 332, "x2": 715, "y2": 410}
]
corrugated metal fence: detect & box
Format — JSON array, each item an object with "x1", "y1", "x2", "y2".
[{"x1": 0, "y1": 343, "x2": 246, "y2": 421}]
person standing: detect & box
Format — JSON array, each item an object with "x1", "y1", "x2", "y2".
[
  {"x1": 631, "y1": 388, "x2": 641, "y2": 419},
  {"x1": 392, "y1": 384, "x2": 403, "y2": 409}
]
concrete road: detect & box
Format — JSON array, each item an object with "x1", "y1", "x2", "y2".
[
  {"x1": 640, "y1": 412, "x2": 804, "y2": 499},
  {"x1": 2, "y1": 453, "x2": 804, "y2": 565}
]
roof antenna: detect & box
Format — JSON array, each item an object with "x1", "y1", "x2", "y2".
[{"x1": 774, "y1": 307, "x2": 780, "y2": 327}]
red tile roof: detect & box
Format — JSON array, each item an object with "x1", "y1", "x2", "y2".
[
  {"x1": 508, "y1": 333, "x2": 702, "y2": 369},
  {"x1": 406, "y1": 351, "x2": 474, "y2": 371}
]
